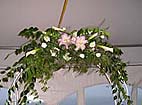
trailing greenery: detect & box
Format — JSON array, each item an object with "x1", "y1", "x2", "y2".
[{"x1": 0, "y1": 26, "x2": 132, "y2": 105}]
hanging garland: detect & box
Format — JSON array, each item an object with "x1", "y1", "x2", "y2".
[{"x1": 0, "y1": 26, "x2": 132, "y2": 105}]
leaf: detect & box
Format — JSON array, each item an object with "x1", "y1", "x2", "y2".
[
  {"x1": 77, "y1": 28, "x2": 84, "y2": 35},
  {"x1": 114, "y1": 95, "x2": 117, "y2": 100},
  {"x1": 15, "y1": 48, "x2": 22, "y2": 55},
  {"x1": 15, "y1": 82, "x2": 18, "y2": 89},
  {"x1": 8, "y1": 95, "x2": 12, "y2": 102},
  {"x1": 2, "y1": 77, "x2": 8, "y2": 82},
  {"x1": 7, "y1": 72, "x2": 14, "y2": 78},
  {"x1": 22, "y1": 95, "x2": 27, "y2": 103},
  {"x1": 0, "y1": 85, "x2": 3, "y2": 88},
  {"x1": 29, "y1": 83, "x2": 34, "y2": 89},
  {"x1": 0, "y1": 70, "x2": 6, "y2": 74},
  {"x1": 41, "y1": 86, "x2": 48, "y2": 92},
  {"x1": 5, "y1": 100, "x2": 10, "y2": 105},
  {"x1": 8, "y1": 89, "x2": 11, "y2": 95},
  {"x1": 32, "y1": 77, "x2": 36, "y2": 83},
  {"x1": 18, "y1": 27, "x2": 39, "y2": 39},
  {"x1": 5, "y1": 67, "x2": 11, "y2": 70},
  {"x1": 24, "y1": 89, "x2": 30, "y2": 94},
  {"x1": 11, "y1": 86, "x2": 15, "y2": 93},
  {"x1": 35, "y1": 31, "x2": 42, "y2": 39},
  {"x1": 113, "y1": 47, "x2": 123, "y2": 55},
  {"x1": 29, "y1": 27, "x2": 38, "y2": 31},
  {"x1": 112, "y1": 88, "x2": 117, "y2": 94},
  {"x1": 19, "y1": 77, "x2": 23, "y2": 84}
]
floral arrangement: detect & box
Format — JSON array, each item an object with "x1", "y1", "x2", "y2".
[{"x1": 0, "y1": 26, "x2": 132, "y2": 105}]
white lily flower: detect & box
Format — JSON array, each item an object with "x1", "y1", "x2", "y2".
[
  {"x1": 63, "y1": 53, "x2": 71, "y2": 61},
  {"x1": 41, "y1": 43, "x2": 47, "y2": 48},
  {"x1": 98, "y1": 45, "x2": 113, "y2": 53},
  {"x1": 26, "y1": 49, "x2": 39, "y2": 57},
  {"x1": 44, "y1": 36, "x2": 50, "y2": 42},
  {"x1": 50, "y1": 50, "x2": 56, "y2": 57},
  {"x1": 89, "y1": 33, "x2": 98, "y2": 40},
  {"x1": 96, "y1": 53, "x2": 101, "y2": 57},
  {"x1": 52, "y1": 26, "x2": 66, "y2": 31},
  {"x1": 100, "y1": 35, "x2": 105, "y2": 39},
  {"x1": 89, "y1": 41, "x2": 96, "y2": 48},
  {"x1": 79, "y1": 54, "x2": 85, "y2": 58}
]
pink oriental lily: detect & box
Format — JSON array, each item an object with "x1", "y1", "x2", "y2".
[
  {"x1": 75, "y1": 36, "x2": 88, "y2": 51},
  {"x1": 58, "y1": 33, "x2": 71, "y2": 49}
]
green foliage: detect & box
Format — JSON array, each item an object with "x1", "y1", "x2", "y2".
[{"x1": 0, "y1": 26, "x2": 132, "y2": 105}]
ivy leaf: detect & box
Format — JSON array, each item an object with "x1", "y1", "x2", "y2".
[
  {"x1": 41, "y1": 86, "x2": 48, "y2": 92},
  {"x1": 19, "y1": 27, "x2": 39, "y2": 39},
  {"x1": 8, "y1": 96, "x2": 12, "y2": 102},
  {"x1": 35, "y1": 31, "x2": 42, "y2": 39},
  {"x1": 0, "y1": 70, "x2": 6, "y2": 74},
  {"x1": 0, "y1": 85, "x2": 3, "y2": 88},
  {"x1": 77, "y1": 28, "x2": 85, "y2": 36},
  {"x1": 32, "y1": 77, "x2": 36, "y2": 83},
  {"x1": 112, "y1": 88, "x2": 117, "y2": 94},
  {"x1": 2, "y1": 77, "x2": 8, "y2": 82},
  {"x1": 114, "y1": 95, "x2": 117, "y2": 100},
  {"x1": 5, "y1": 67, "x2": 11, "y2": 70},
  {"x1": 15, "y1": 48, "x2": 22, "y2": 55},
  {"x1": 15, "y1": 82, "x2": 18, "y2": 89},
  {"x1": 113, "y1": 47, "x2": 123, "y2": 55}
]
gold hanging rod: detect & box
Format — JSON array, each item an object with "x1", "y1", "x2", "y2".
[{"x1": 58, "y1": 0, "x2": 68, "y2": 28}]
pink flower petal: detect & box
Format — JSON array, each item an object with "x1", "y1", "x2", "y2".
[{"x1": 58, "y1": 33, "x2": 71, "y2": 49}]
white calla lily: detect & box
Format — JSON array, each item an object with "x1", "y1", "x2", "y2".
[
  {"x1": 44, "y1": 36, "x2": 50, "y2": 42},
  {"x1": 89, "y1": 33, "x2": 98, "y2": 40},
  {"x1": 52, "y1": 26, "x2": 66, "y2": 31},
  {"x1": 98, "y1": 45, "x2": 113, "y2": 53},
  {"x1": 26, "y1": 49, "x2": 39, "y2": 57}
]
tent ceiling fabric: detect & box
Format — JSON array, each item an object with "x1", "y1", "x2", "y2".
[{"x1": 0, "y1": 0, "x2": 142, "y2": 46}]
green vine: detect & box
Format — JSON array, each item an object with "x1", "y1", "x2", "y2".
[{"x1": 0, "y1": 26, "x2": 132, "y2": 105}]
